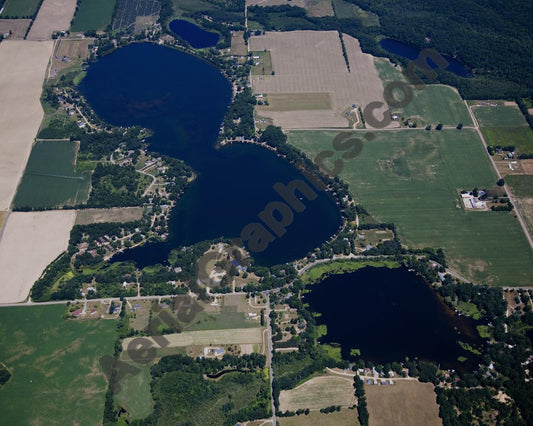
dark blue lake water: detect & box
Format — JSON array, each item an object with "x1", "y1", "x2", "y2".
[
  {"x1": 379, "y1": 38, "x2": 472, "y2": 78},
  {"x1": 305, "y1": 267, "x2": 482, "y2": 370},
  {"x1": 169, "y1": 19, "x2": 220, "y2": 49},
  {"x1": 79, "y1": 43, "x2": 341, "y2": 266}
]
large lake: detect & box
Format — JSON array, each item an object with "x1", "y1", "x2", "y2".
[
  {"x1": 79, "y1": 43, "x2": 341, "y2": 266},
  {"x1": 304, "y1": 267, "x2": 482, "y2": 370}
]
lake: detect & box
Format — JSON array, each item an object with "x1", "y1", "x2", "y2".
[
  {"x1": 379, "y1": 38, "x2": 472, "y2": 78},
  {"x1": 79, "y1": 43, "x2": 341, "y2": 267},
  {"x1": 304, "y1": 267, "x2": 482, "y2": 370},
  {"x1": 169, "y1": 19, "x2": 220, "y2": 48}
]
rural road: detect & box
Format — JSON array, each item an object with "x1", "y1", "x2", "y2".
[
  {"x1": 464, "y1": 100, "x2": 533, "y2": 251},
  {"x1": 263, "y1": 292, "x2": 277, "y2": 425}
]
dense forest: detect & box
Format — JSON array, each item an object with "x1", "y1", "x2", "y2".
[{"x1": 248, "y1": 2, "x2": 533, "y2": 99}]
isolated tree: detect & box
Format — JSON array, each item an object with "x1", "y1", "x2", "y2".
[
  {"x1": 436, "y1": 123, "x2": 443, "y2": 130},
  {"x1": 457, "y1": 123, "x2": 463, "y2": 129},
  {"x1": 497, "y1": 178, "x2": 505, "y2": 186}
]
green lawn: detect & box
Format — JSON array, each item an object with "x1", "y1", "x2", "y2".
[
  {"x1": 472, "y1": 105, "x2": 527, "y2": 127},
  {"x1": 13, "y1": 140, "x2": 91, "y2": 208},
  {"x1": 0, "y1": 0, "x2": 41, "y2": 17},
  {"x1": 288, "y1": 129, "x2": 533, "y2": 286},
  {"x1": 70, "y1": 0, "x2": 117, "y2": 32},
  {"x1": 481, "y1": 126, "x2": 533, "y2": 156},
  {"x1": 373, "y1": 58, "x2": 473, "y2": 127},
  {"x1": 506, "y1": 175, "x2": 533, "y2": 197},
  {"x1": 0, "y1": 305, "x2": 116, "y2": 425}
]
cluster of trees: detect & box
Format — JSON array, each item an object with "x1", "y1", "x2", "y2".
[
  {"x1": 223, "y1": 87, "x2": 256, "y2": 138},
  {"x1": 86, "y1": 163, "x2": 145, "y2": 207},
  {"x1": 78, "y1": 127, "x2": 144, "y2": 160},
  {"x1": 135, "y1": 353, "x2": 270, "y2": 425},
  {"x1": 0, "y1": 364, "x2": 11, "y2": 387},
  {"x1": 353, "y1": 377, "x2": 369, "y2": 425},
  {"x1": 140, "y1": 264, "x2": 187, "y2": 296}
]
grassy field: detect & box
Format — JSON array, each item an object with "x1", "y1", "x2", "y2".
[
  {"x1": 279, "y1": 408, "x2": 360, "y2": 425},
  {"x1": 472, "y1": 105, "x2": 527, "y2": 127},
  {"x1": 513, "y1": 197, "x2": 533, "y2": 238},
  {"x1": 0, "y1": 0, "x2": 41, "y2": 17},
  {"x1": 122, "y1": 328, "x2": 264, "y2": 357},
  {"x1": 251, "y1": 50, "x2": 273, "y2": 76},
  {"x1": 279, "y1": 375, "x2": 356, "y2": 411},
  {"x1": 481, "y1": 126, "x2": 533, "y2": 156},
  {"x1": 258, "y1": 92, "x2": 332, "y2": 111},
  {"x1": 13, "y1": 140, "x2": 91, "y2": 208},
  {"x1": 0, "y1": 304, "x2": 116, "y2": 425},
  {"x1": 506, "y1": 175, "x2": 533, "y2": 197},
  {"x1": 365, "y1": 380, "x2": 441, "y2": 426},
  {"x1": 70, "y1": 0, "x2": 116, "y2": 32},
  {"x1": 114, "y1": 362, "x2": 154, "y2": 420},
  {"x1": 374, "y1": 58, "x2": 473, "y2": 127},
  {"x1": 332, "y1": 0, "x2": 379, "y2": 25},
  {"x1": 289, "y1": 129, "x2": 533, "y2": 286},
  {"x1": 301, "y1": 259, "x2": 401, "y2": 284},
  {"x1": 75, "y1": 207, "x2": 144, "y2": 225}
]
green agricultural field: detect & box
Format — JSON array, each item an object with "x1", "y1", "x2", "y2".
[
  {"x1": 288, "y1": 129, "x2": 533, "y2": 286},
  {"x1": 13, "y1": 140, "x2": 91, "y2": 208},
  {"x1": 373, "y1": 58, "x2": 473, "y2": 127},
  {"x1": 472, "y1": 105, "x2": 527, "y2": 127},
  {"x1": 71, "y1": 0, "x2": 117, "y2": 32},
  {"x1": 481, "y1": 126, "x2": 533, "y2": 156},
  {"x1": 0, "y1": 304, "x2": 116, "y2": 425},
  {"x1": 0, "y1": 0, "x2": 41, "y2": 17},
  {"x1": 506, "y1": 175, "x2": 533, "y2": 197}
]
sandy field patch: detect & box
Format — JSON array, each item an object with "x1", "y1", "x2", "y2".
[
  {"x1": 75, "y1": 207, "x2": 144, "y2": 225},
  {"x1": 27, "y1": 0, "x2": 77, "y2": 40},
  {"x1": 123, "y1": 327, "x2": 264, "y2": 351},
  {"x1": 0, "y1": 210, "x2": 76, "y2": 303},
  {"x1": 0, "y1": 211, "x2": 6, "y2": 231},
  {"x1": 279, "y1": 375, "x2": 357, "y2": 412},
  {"x1": 0, "y1": 19, "x2": 31, "y2": 38},
  {"x1": 365, "y1": 380, "x2": 441, "y2": 426},
  {"x1": 521, "y1": 160, "x2": 533, "y2": 174},
  {"x1": 249, "y1": 31, "x2": 389, "y2": 129},
  {"x1": 0, "y1": 40, "x2": 54, "y2": 210}
]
